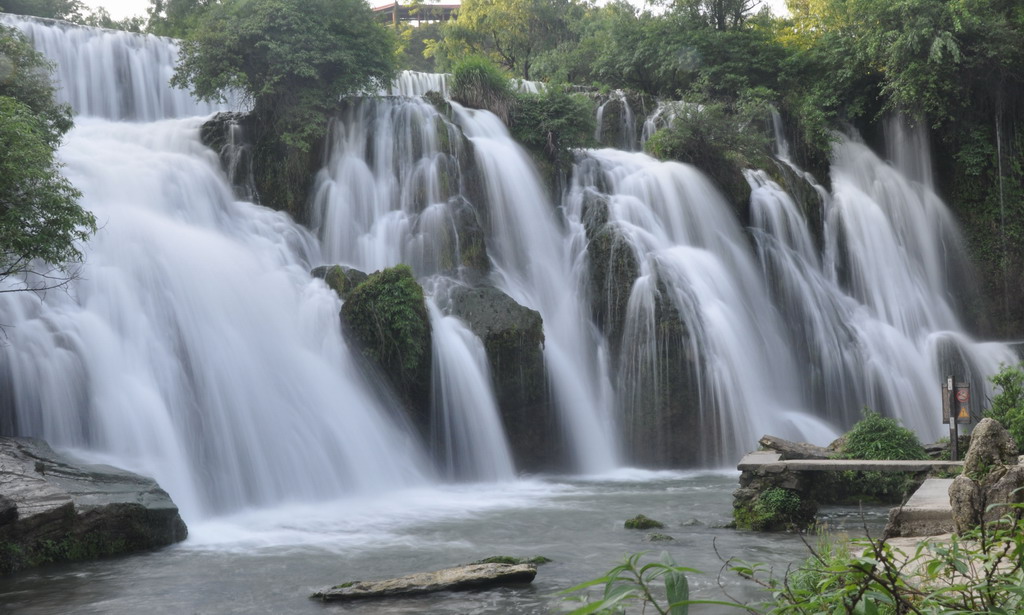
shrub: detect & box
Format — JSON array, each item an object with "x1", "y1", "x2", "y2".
[
  {"x1": 842, "y1": 409, "x2": 927, "y2": 461},
  {"x1": 984, "y1": 364, "x2": 1024, "y2": 453},
  {"x1": 450, "y1": 56, "x2": 514, "y2": 123},
  {"x1": 509, "y1": 85, "x2": 596, "y2": 165}
]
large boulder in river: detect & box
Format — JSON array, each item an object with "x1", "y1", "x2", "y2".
[
  {"x1": 0, "y1": 437, "x2": 187, "y2": 575},
  {"x1": 447, "y1": 285, "x2": 564, "y2": 471}
]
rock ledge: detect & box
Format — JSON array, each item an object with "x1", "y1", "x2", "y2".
[{"x1": 0, "y1": 437, "x2": 187, "y2": 574}]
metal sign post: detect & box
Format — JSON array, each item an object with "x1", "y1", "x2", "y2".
[
  {"x1": 942, "y1": 377, "x2": 971, "y2": 461},
  {"x1": 947, "y1": 376, "x2": 958, "y2": 461}
]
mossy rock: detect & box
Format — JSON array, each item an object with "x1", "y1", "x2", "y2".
[
  {"x1": 624, "y1": 514, "x2": 665, "y2": 530},
  {"x1": 341, "y1": 265, "x2": 432, "y2": 431},
  {"x1": 311, "y1": 265, "x2": 368, "y2": 301},
  {"x1": 643, "y1": 533, "x2": 675, "y2": 542},
  {"x1": 733, "y1": 487, "x2": 814, "y2": 532}
]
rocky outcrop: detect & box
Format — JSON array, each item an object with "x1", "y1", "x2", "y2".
[
  {"x1": 582, "y1": 190, "x2": 638, "y2": 358},
  {"x1": 199, "y1": 111, "x2": 258, "y2": 202},
  {"x1": 0, "y1": 437, "x2": 187, "y2": 575},
  {"x1": 949, "y1": 418, "x2": 1024, "y2": 533},
  {"x1": 447, "y1": 285, "x2": 562, "y2": 470},
  {"x1": 311, "y1": 562, "x2": 537, "y2": 601}
]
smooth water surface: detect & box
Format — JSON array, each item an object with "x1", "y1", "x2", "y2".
[{"x1": 0, "y1": 473, "x2": 888, "y2": 614}]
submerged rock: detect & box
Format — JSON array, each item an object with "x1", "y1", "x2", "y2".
[
  {"x1": 0, "y1": 437, "x2": 187, "y2": 575},
  {"x1": 311, "y1": 562, "x2": 537, "y2": 601}
]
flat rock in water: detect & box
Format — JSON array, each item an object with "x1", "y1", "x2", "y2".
[
  {"x1": 0, "y1": 437, "x2": 187, "y2": 574},
  {"x1": 311, "y1": 562, "x2": 538, "y2": 601}
]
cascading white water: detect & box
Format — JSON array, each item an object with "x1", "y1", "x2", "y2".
[
  {"x1": 309, "y1": 97, "x2": 466, "y2": 275},
  {"x1": 308, "y1": 96, "x2": 521, "y2": 479},
  {"x1": 390, "y1": 70, "x2": 450, "y2": 98},
  {"x1": 0, "y1": 118, "x2": 431, "y2": 517},
  {"x1": 0, "y1": 17, "x2": 430, "y2": 519},
  {"x1": 569, "y1": 150, "x2": 837, "y2": 464},
  {"x1": 426, "y1": 299, "x2": 516, "y2": 481},
  {"x1": 451, "y1": 105, "x2": 620, "y2": 472},
  {"x1": 1, "y1": 14, "x2": 221, "y2": 120},
  {"x1": 745, "y1": 119, "x2": 1016, "y2": 439}
]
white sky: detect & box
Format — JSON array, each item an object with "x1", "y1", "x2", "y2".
[{"x1": 84, "y1": 0, "x2": 788, "y2": 27}]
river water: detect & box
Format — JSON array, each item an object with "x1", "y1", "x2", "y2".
[{"x1": 0, "y1": 471, "x2": 889, "y2": 614}]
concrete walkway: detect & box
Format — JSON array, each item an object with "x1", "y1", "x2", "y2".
[{"x1": 885, "y1": 478, "x2": 955, "y2": 537}]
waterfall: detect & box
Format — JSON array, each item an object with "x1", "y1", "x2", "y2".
[
  {"x1": 570, "y1": 150, "x2": 836, "y2": 465},
  {"x1": 427, "y1": 299, "x2": 516, "y2": 482},
  {"x1": 308, "y1": 97, "x2": 522, "y2": 478},
  {"x1": 0, "y1": 17, "x2": 430, "y2": 519},
  {"x1": 451, "y1": 104, "x2": 620, "y2": 473},
  {"x1": 1, "y1": 14, "x2": 222, "y2": 120},
  {"x1": 3, "y1": 14, "x2": 1016, "y2": 487}
]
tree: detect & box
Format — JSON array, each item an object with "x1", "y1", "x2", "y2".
[
  {"x1": 144, "y1": 0, "x2": 211, "y2": 38},
  {"x1": 0, "y1": 25, "x2": 95, "y2": 294},
  {"x1": 81, "y1": 7, "x2": 145, "y2": 32},
  {"x1": 444, "y1": 0, "x2": 583, "y2": 80}
]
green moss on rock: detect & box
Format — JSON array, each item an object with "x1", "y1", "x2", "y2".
[
  {"x1": 733, "y1": 487, "x2": 811, "y2": 532},
  {"x1": 311, "y1": 265, "x2": 368, "y2": 301},
  {"x1": 624, "y1": 514, "x2": 665, "y2": 530}
]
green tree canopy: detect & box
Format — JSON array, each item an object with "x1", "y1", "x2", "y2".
[
  {"x1": 442, "y1": 0, "x2": 583, "y2": 80},
  {"x1": 171, "y1": 0, "x2": 397, "y2": 149},
  {"x1": 0, "y1": 25, "x2": 95, "y2": 293}
]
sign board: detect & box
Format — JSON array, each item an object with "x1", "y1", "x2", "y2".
[{"x1": 941, "y1": 382, "x2": 971, "y2": 424}]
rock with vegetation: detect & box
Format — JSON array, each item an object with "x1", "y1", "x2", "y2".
[
  {"x1": 624, "y1": 514, "x2": 664, "y2": 530},
  {"x1": 733, "y1": 486, "x2": 812, "y2": 532},
  {"x1": 341, "y1": 265, "x2": 432, "y2": 433},
  {"x1": 949, "y1": 418, "x2": 1024, "y2": 533},
  {"x1": 447, "y1": 285, "x2": 562, "y2": 470},
  {"x1": 0, "y1": 437, "x2": 187, "y2": 575},
  {"x1": 310, "y1": 562, "x2": 537, "y2": 601},
  {"x1": 311, "y1": 265, "x2": 368, "y2": 302}
]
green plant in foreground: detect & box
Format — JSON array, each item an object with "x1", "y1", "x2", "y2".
[
  {"x1": 560, "y1": 551, "x2": 744, "y2": 614},
  {"x1": 735, "y1": 502, "x2": 1024, "y2": 614}
]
